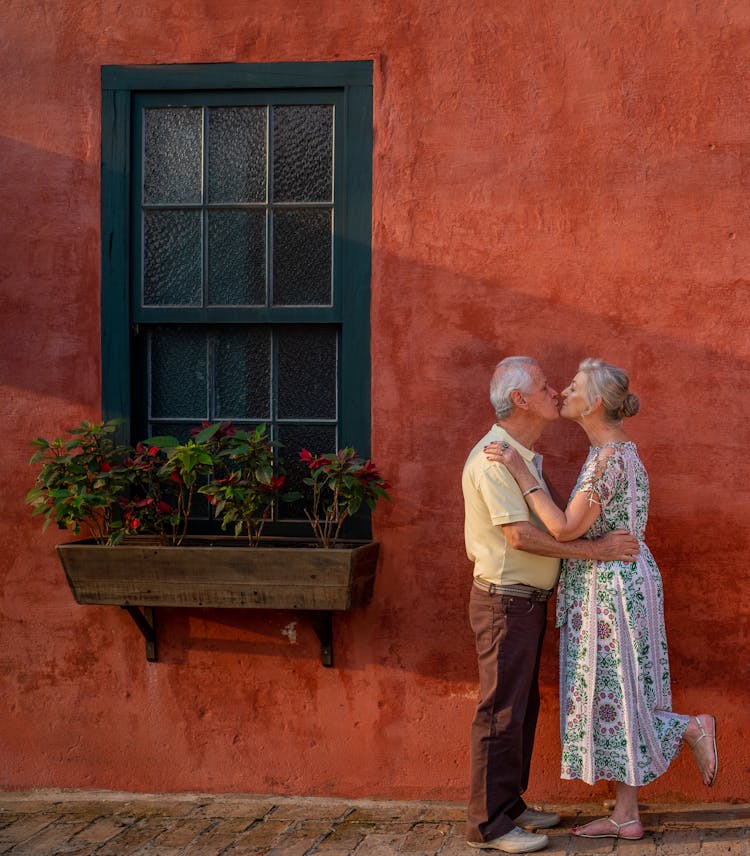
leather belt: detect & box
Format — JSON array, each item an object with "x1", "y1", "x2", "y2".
[{"x1": 473, "y1": 579, "x2": 553, "y2": 601}]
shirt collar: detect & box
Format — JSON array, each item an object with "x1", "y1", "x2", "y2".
[{"x1": 489, "y1": 424, "x2": 537, "y2": 464}]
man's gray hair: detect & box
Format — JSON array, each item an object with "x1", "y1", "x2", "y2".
[{"x1": 490, "y1": 356, "x2": 537, "y2": 420}]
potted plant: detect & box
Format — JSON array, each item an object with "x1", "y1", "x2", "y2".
[
  {"x1": 27, "y1": 419, "x2": 391, "y2": 663},
  {"x1": 299, "y1": 447, "x2": 390, "y2": 548},
  {"x1": 198, "y1": 423, "x2": 299, "y2": 546},
  {"x1": 26, "y1": 419, "x2": 132, "y2": 545}
]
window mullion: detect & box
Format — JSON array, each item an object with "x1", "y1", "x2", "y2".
[
  {"x1": 266, "y1": 104, "x2": 273, "y2": 308},
  {"x1": 202, "y1": 106, "x2": 209, "y2": 310}
]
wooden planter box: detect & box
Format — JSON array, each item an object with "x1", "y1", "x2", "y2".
[
  {"x1": 56, "y1": 536, "x2": 379, "y2": 664},
  {"x1": 57, "y1": 536, "x2": 379, "y2": 610}
]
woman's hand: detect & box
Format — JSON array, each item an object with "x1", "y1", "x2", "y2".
[
  {"x1": 484, "y1": 441, "x2": 526, "y2": 478},
  {"x1": 484, "y1": 439, "x2": 598, "y2": 540}
]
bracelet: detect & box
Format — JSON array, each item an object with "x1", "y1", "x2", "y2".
[{"x1": 522, "y1": 485, "x2": 542, "y2": 497}]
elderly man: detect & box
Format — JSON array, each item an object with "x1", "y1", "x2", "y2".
[{"x1": 463, "y1": 356, "x2": 639, "y2": 854}]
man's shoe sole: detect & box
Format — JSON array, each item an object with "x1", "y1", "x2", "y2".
[{"x1": 466, "y1": 833, "x2": 549, "y2": 853}]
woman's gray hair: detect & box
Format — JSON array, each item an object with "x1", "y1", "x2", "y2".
[
  {"x1": 578, "y1": 358, "x2": 640, "y2": 422},
  {"x1": 490, "y1": 356, "x2": 537, "y2": 420}
]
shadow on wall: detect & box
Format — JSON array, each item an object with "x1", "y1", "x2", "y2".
[
  {"x1": 3, "y1": 133, "x2": 749, "y2": 696},
  {"x1": 70, "y1": 248, "x2": 750, "y2": 697},
  {"x1": 1, "y1": 135, "x2": 100, "y2": 411},
  {"x1": 366, "y1": 243, "x2": 750, "y2": 692}
]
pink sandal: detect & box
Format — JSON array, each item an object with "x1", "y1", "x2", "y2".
[
  {"x1": 687, "y1": 714, "x2": 718, "y2": 787},
  {"x1": 572, "y1": 817, "x2": 643, "y2": 840}
]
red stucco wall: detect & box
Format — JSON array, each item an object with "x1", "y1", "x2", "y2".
[{"x1": 2, "y1": 1, "x2": 748, "y2": 803}]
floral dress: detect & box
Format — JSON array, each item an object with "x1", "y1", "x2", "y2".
[{"x1": 556, "y1": 441, "x2": 688, "y2": 786}]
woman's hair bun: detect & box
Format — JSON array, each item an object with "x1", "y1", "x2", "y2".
[
  {"x1": 579, "y1": 358, "x2": 640, "y2": 422},
  {"x1": 619, "y1": 392, "x2": 640, "y2": 418}
]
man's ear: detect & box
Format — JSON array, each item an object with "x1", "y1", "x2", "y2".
[{"x1": 510, "y1": 389, "x2": 527, "y2": 409}]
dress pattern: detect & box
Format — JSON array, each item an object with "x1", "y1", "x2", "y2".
[{"x1": 556, "y1": 441, "x2": 688, "y2": 786}]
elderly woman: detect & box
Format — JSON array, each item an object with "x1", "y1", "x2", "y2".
[{"x1": 486, "y1": 358, "x2": 717, "y2": 841}]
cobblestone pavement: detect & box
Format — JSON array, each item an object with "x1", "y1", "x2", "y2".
[{"x1": 1, "y1": 791, "x2": 748, "y2": 855}]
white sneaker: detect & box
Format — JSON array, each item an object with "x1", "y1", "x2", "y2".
[
  {"x1": 513, "y1": 807, "x2": 561, "y2": 829},
  {"x1": 467, "y1": 826, "x2": 549, "y2": 853}
]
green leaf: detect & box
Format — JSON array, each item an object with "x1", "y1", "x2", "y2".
[
  {"x1": 144, "y1": 435, "x2": 181, "y2": 449},
  {"x1": 194, "y1": 423, "x2": 222, "y2": 444}
]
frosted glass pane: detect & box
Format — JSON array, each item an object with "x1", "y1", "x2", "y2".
[
  {"x1": 277, "y1": 424, "x2": 338, "y2": 522},
  {"x1": 272, "y1": 208, "x2": 332, "y2": 305},
  {"x1": 143, "y1": 210, "x2": 203, "y2": 306},
  {"x1": 208, "y1": 107, "x2": 267, "y2": 203},
  {"x1": 150, "y1": 329, "x2": 208, "y2": 419},
  {"x1": 214, "y1": 328, "x2": 271, "y2": 420},
  {"x1": 143, "y1": 108, "x2": 202, "y2": 204},
  {"x1": 207, "y1": 210, "x2": 266, "y2": 305},
  {"x1": 277, "y1": 327, "x2": 337, "y2": 419},
  {"x1": 272, "y1": 105, "x2": 333, "y2": 202}
]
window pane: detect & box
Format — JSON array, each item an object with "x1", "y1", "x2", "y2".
[
  {"x1": 277, "y1": 327, "x2": 337, "y2": 419},
  {"x1": 214, "y1": 328, "x2": 271, "y2": 420},
  {"x1": 208, "y1": 107, "x2": 267, "y2": 203},
  {"x1": 150, "y1": 328, "x2": 208, "y2": 420},
  {"x1": 278, "y1": 423, "x2": 338, "y2": 521},
  {"x1": 208, "y1": 210, "x2": 266, "y2": 305},
  {"x1": 272, "y1": 208, "x2": 332, "y2": 305},
  {"x1": 143, "y1": 210, "x2": 203, "y2": 306},
  {"x1": 143, "y1": 107, "x2": 202, "y2": 204},
  {"x1": 272, "y1": 105, "x2": 333, "y2": 202}
]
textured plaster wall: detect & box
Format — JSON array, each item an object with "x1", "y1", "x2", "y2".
[{"x1": 1, "y1": 0, "x2": 748, "y2": 803}]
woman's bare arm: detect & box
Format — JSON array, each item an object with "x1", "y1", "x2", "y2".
[{"x1": 485, "y1": 442, "x2": 605, "y2": 541}]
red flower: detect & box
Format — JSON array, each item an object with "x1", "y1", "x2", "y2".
[
  {"x1": 299, "y1": 448, "x2": 327, "y2": 469},
  {"x1": 259, "y1": 475, "x2": 287, "y2": 493},
  {"x1": 357, "y1": 460, "x2": 382, "y2": 482},
  {"x1": 133, "y1": 442, "x2": 159, "y2": 456}
]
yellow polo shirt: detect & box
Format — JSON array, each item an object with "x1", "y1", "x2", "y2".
[{"x1": 462, "y1": 424, "x2": 560, "y2": 590}]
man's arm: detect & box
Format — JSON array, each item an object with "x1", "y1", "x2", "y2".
[{"x1": 501, "y1": 521, "x2": 638, "y2": 562}]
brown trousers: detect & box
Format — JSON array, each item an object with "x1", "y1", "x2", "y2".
[{"x1": 466, "y1": 584, "x2": 548, "y2": 844}]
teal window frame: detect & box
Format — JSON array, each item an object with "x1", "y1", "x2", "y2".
[{"x1": 101, "y1": 62, "x2": 373, "y2": 537}]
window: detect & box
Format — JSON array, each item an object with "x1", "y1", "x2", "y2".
[{"x1": 101, "y1": 63, "x2": 373, "y2": 535}]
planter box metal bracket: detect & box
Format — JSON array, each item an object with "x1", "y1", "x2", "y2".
[
  {"x1": 309, "y1": 611, "x2": 334, "y2": 667},
  {"x1": 121, "y1": 606, "x2": 157, "y2": 662}
]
